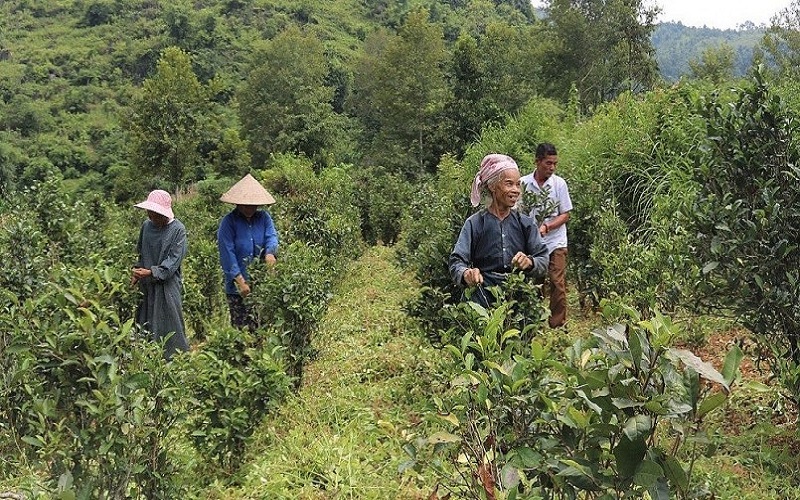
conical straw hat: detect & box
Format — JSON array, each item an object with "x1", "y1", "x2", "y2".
[{"x1": 219, "y1": 174, "x2": 276, "y2": 205}]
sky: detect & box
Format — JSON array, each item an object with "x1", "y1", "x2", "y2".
[
  {"x1": 652, "y1": 0, "x2": 792, "y2": 29},
  {"x1": 531, "y1": 0, "x2": 794, "y2": 30}
]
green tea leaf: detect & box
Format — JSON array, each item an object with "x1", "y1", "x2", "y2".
[{"x1": 633, "y1": 459, "x2": 663, "y2": 487}]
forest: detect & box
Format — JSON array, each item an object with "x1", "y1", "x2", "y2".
[{"x1": 3, "y1": 0, "x2": 800, "y2": 498}]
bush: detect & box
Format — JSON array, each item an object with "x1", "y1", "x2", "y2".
[
  {"x1": 247, "y1": 241, "x2": 335, "y2": 388},
  {"x1": 0, "y1": 267, "x2": 186, "y2": 498},
  {"x1": 688, "y1": 68, "x2": 800, "y2": 397},
  {"x1": 262, "y1": 154, "x2": 363, "y2": 262},
  {"x1": 349, "y1": 165, "x2": 413, "y2": 245},
  {"x1": 405, "y1": 298, "x2": 742, "y2": 499},
  {"x1": 183, "y1": 326, "x2": 290, "y2": 473}
]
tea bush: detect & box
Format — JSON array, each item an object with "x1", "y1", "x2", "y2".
[
  {"x1": 349, "y1": 164, "x2": 413, "y2": 245},
  {"x1": 183, "y1": 326, "x2": 290, "y2": 474},
  {"x1": 0, "y1": 266, "x2": 186, "y2": 498},
  {"x1": 262, "y1": 154, "x2": 363, "y2": 262},
  {"x1": 247, "y1": 241, "x2": 335, "y2": 388},
  {"x1": 406, "y1": 296, "x2": 742, "y2": 499},
  {"x1": 564, "y1": 87, "x2": 705, "y2": 314},
  {"x1": 688, "y1": 67, "x2": 800, "y2": 399}
]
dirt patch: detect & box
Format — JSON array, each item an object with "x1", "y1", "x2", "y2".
[
  {"x1": 681, "y1": 327, "x2": 768, "y2": 382},
  {"x1": 677, "y1": 328, "x2": 800, "y2": 434}
]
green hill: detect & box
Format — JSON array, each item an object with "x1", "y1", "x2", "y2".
[{"x1": 652, "y1": 21, "x2": 765, "y2": 80}]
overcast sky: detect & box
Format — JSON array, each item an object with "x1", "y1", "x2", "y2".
[{"x1": 531, "y1": 0, "x2": 793, "y2": 30}]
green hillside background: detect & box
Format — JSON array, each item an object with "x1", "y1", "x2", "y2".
[{"x1": 4, "y1": 0, "x2": 800, "y2": 498}]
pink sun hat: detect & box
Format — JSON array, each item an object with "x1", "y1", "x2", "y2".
[{"x1": 134, "y1": 189, "x2": 175, "y2": 220}]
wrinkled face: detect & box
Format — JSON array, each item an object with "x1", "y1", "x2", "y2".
[
  {"x1": 535, "y1": 154, "x2": 558, "y2": 181},
  {"x1": 488, "y1": 169, "x2": 521, "y2": 210},
  {"x1": 147, "y1": 210, "x2": 169, "y2": 227},
  {"x1": 237, "y1": 204, "x2": 258, "y2": 218}
]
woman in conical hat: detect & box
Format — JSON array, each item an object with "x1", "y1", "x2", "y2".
[{"x1": 217, "y1": 174, "x2": 279, "y2": 330}]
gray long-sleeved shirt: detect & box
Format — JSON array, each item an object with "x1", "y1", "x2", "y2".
[{"x1": 449, "y1": 209, "x2": 549, "y2": 291}]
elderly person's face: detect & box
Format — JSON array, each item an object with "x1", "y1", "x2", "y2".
[
  {"x1": 488, "y1": 169, "x2": 521, "y2": 210},
  {"x1": 146, "y1": 210, "x2": 169, "y2": 227}
]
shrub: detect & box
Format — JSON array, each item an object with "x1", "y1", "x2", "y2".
[
  {"x1": 349, "y1": 164, "x2": 413, "y2": 245},
  {"x1": 405, "y1": 298, "x2": 742, "y2": 499},
  {"x1": 247, "y1": 241, "x2": 335, "y2": 388},
  {"x1": 688, "y1": 67, "x2": 800, "y2": 400},
  {"x1": 183, "y1": 326, "x2": 290, "y2": 474},
  {"x1": 262, "y1": 154, "x2": 363, "y2": 262},
  {"x1": 0, "y1": 267, "x2": 185, "y2": 498}
]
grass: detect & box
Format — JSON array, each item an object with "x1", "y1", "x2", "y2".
[{"x1": 203, "y1": 245, "x2": 444, "y2": 499}]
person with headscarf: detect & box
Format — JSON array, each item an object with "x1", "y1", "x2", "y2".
[
  {"x1": 131, "y1": 189, "x2": 189, "y2": 360},
  {"x1": 449, "y1": 154, "x2": 549, "y2": 307},
  {"x1": 217, "y1": 174, "x2": 279, "y2": 330}
]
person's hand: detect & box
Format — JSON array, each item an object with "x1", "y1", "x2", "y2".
[
  {"x1": 132, "y1": 267, "x2": 152, "y2": 280},
  {"x1": 511, "y1": 252, "x2": 532, "y2": 271},
  {"x1": 463, "y1": 268, "x2": 484, "y2": 287},
  {"x1": 235, "y1": 275, "x2": 251, "y2": 297},
  {"x1": 539, "y1": 223, "x2": 549, "y2": 237},
  {"x1": 265, "y1": 253, "x2": 277, "y2": 266}
]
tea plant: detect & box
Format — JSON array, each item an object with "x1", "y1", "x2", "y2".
[
  {"x1": 406, "y1": 295, "x2": 742, "y2": 499},
  {"x1": 0, "y1": 266, "x2": 186, "y2": 498},
  {"x1": 247, "y1": 241, "x2": 335, "y2": 388},
  {"x1": 689, "y1": 67, "x2": 800, "y2": 401},
  {"x1": 183, "y1": 326, "x2": 290, "y2": 474}
]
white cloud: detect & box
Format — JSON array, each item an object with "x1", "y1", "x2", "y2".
[{"x1": 531, "y1": 0, "x2": 793, "y2": 30}]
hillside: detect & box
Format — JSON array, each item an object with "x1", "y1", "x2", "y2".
[
  {"x1": 653, "y1": 21, "x2": 765, "y2": 80},
  {"x1": 0, "y1": 0, "x2": 541, "y2": 197}
]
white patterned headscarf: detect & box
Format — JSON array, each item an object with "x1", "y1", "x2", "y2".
[{"x1": 470, "y1": 154, "x2": 519, "y2": 207}]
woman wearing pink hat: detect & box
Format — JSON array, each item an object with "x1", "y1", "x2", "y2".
[
  {"x1": 449, "y1": 154, "x2": 549, "y2": 307},
  {"x1": 131, "y1": 189, "x2": 189, "y2": 360}
]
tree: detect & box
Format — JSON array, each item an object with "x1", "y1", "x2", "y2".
[
  {"x1": 350, "y1": 8, "x2": 449, "y2": 175},
  {"x1": 761, "y1": 0, "x2": 800, "y2": 77},
  {"x1": 445, "y1": 23, "x2": 544, "y2": 156},
  {"x1": 238, "y1": 26, "x2": 352, "y2": 169},
  {"x1": 127, "y1": 47, "x2": 208, "y2": 189},
  {"x1": 539, "y1": 0, "x2": 660, "y2": 110},
  {"x1": 688, "y1": 43, "x2": 735, "y2": 83},
  {"x1": 689, "y1": 68, "x2": 800, "y2": 367}
]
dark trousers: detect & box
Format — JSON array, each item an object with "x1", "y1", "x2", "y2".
[{"x1": 226, "y1": 294, "x2": 258, "y2": 331}]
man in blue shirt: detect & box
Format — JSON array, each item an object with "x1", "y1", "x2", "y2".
[{"x1": 217, "y1": 174, "x2": 279, "y2": 330}]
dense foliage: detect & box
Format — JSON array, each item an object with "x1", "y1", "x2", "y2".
[
  {"x1": 4, "y1": 0, "x2": 800, "y2": 497},
  {"x1": 0, "y1": 0, "x2": 663, "y2": 197},
  {"x1": 405, "y1": 289, "x2": 741, "y2": 498},
  {"x1": 0, "y1": 167, "x2": 360, "y2": 496},
  {"x1": 688, "y1": 68, "x2": 800, "y2": 398}
]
